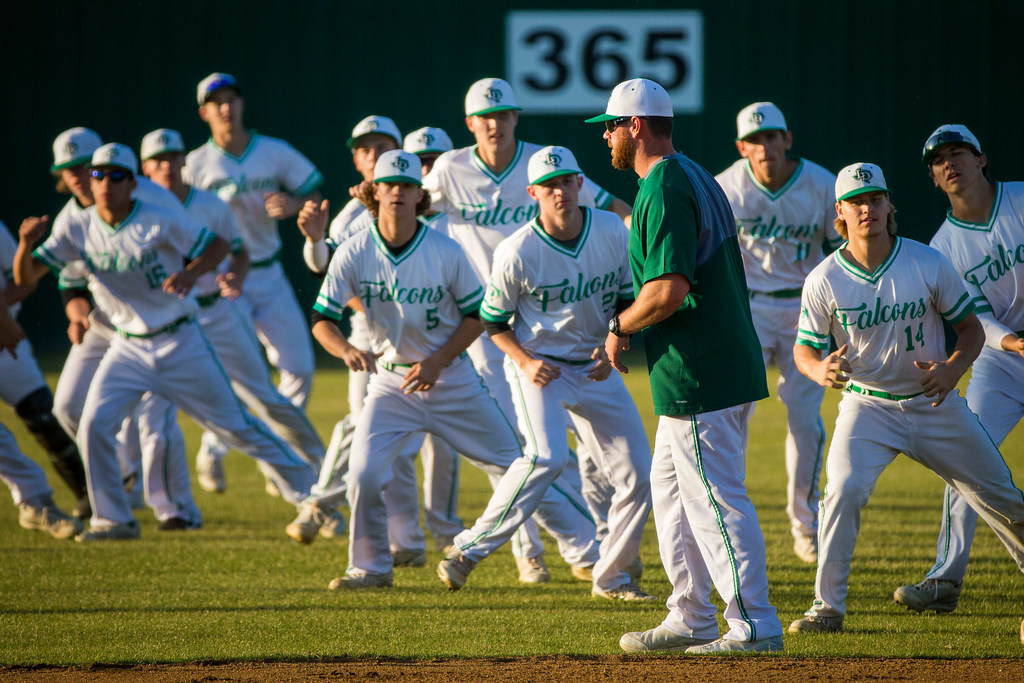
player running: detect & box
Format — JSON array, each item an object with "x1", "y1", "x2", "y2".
[
  {"x1": 787, "y1": 162, "x2": 1024, "y2": 637},
  {"x1": 480, "y1": 146, "x2": 653, "y2": 600},
  {"x1": 892, "y1": 125, "x2": 1024, "y2": 615},
  {"x1": 715, "y1": 102, "x2": 842, "y2": 563}
]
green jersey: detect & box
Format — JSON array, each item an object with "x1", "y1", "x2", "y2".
[{"x1": 630, "y1": 153, "x2": 768, "y2": 415}]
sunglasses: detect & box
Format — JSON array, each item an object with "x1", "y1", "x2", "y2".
[
  {"x1": 90, "y1": 169, "x2": 131, "y2": 182},
  {"x1": 604, "y1": 116, "x2": 634, "y2": 132}
]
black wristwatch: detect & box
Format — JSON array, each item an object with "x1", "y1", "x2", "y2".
[{"x1": 608, "y1": 315, "x2": 629, "y2": 338}]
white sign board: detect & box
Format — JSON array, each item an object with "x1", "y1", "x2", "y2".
[{"x1": 506, "y1": 10, "x2": 703, "y2": 115}]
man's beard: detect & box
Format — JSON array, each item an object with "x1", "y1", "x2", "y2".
[{"x1": 611, "y1": 133, "x2": 636, "y2": 171}]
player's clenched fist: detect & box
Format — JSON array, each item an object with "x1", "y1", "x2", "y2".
[
  {"x1": 520, "y1": 356, "x2": 561, "y2": 387},
  {"x1": 18, "y1": 216, "x2": 50, "y2": 246},
  {"x1": 297, "y1": 199, "x2": 329, "y2": 241},
  {"x1": 813, "y1": 343, "x2": 852, "y2": 389}
]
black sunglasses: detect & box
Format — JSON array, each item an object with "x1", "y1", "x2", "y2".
[{"x1": 90, "y1": 169, "x2": 131, "y2": 182}]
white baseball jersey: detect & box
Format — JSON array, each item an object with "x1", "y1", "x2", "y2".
[
  {"x1": 313, "y1": 220, "x2": 484, "y2": 365},
  {"x1": 797, "y1": 237, "x2": 974, "y2": 396},
  {"x1": 180, "y1": 186, "x2": 242, "y2": 297},
  {"x1": 930, "y1": 181, "x2": 1024, "y2": 348},
  {"x1": 184, "y1": 133, "x2": 323, "y2": 263},
  {"x1": 34, "y1": 200, "x2": 214, "y2": 336},
  {"x1": 424, "y1": 141, "x2": 614, "y2": 283},
  {"x1": 482, "y1": 208, "x2": 633, "y2": 361},
  {"x1": 716, "y1": 158, "x2": 842, "y2": 292},
  {"x1": 329, "y1": 198, "x2": 370, "y2": 244}
]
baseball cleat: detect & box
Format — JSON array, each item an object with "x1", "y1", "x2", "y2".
[
  {"x1": 72, "y1": 495, "x2": 92, "y2": 521},
  {"x1": 515, "y1": 554, "x2": 550, "y2": 584},
  {"x1": 157, "y1": 517, "x2": 202, "y2": 531},
  {"x1": 18, "y1": 499, "x2": 83, "y2": 539},
  {"x1": 264, "y1": 476, "x2": 281, "y2": 498},
  {"x1": 793, "y1": 535, "x2": 818, "y2": 564},
  {"x1": 893, "y1": 579, "x2": 961, "y2": 613},
  {"x1": 286, "y1": 503, "x2": 331, "y2": 544},
  {"x1": 392, "y1": 549, "x2": 428, "y2": 567},
  {"x1": 438, "y1": 546, "x2": 476, "y2": 591},
  {"x1": 592, "y1": 582, "x2": 657, "y2": 602},
  {"x1": 685, "y1": 635, "x2": 784, "y2": 654},
  {"x1": 318, "y1": 509, "x2": 347, "y2": 538},
  {"x1": 328, "y1": 571, "x2": 394, "y2": 589},
  {"x1": 195, "y1": 450, "x2": 226, "y2": 493},
  {"x1": 619, "y1": 625, "x2": 715, "y2": 653},
  {"x1": 788, "y1": 615, "x2": 843, "y2": 633},
  {"x1": 75, "y1": 520, "x2": 140, "y2": 542},
  {"x1": 571, "y1": 564, "x2": 594, "y2": 582}
]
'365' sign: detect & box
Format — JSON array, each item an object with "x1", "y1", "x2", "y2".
[{"x1": 505, "y1": 11, "x2": 703, "y2": 114}]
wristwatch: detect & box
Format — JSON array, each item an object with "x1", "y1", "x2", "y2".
[{"x1": 608, "y1": 315, "x2": 629, "y2": 338}]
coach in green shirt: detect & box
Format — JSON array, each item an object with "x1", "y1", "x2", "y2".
[{"x1": 589, "y1": 78, "x2": 782, "y2": 654}]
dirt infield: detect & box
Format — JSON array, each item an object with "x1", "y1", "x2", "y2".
[{"x1": 3, "y1": 656, "x2": 1024, "y2": 682}]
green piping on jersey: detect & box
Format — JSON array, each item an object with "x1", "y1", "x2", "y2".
[
  {"x1": 471, "y1": 141, "x2": 525, "y2": 185},
  {"x1": 797, "y1": 327, "x2": 829, "y2": 351},
  {"x1": 293, "y1": 169, "x2": 325, "y2": 197},
  {"x1": 689, "y1": 416, "x2": 756, "y2": 640},
  {"x1": 945, "y1": 182, "x2": 1003, "y2": 232},
  {"x1": 456, "y1": 286, "x2": 484, "y2": 315},
  {"x1": 835, "y1": 236, "x2": 903, "y2": 285},
  {"x1": 97, "y1": 200, "x2": 141, "y2": 234},
  {"x1": 182, "y1": 187, "x2": 197, "y2": 209},
  {"x1": 369, "y1": 221, "x2": 428, "y2": 266},
  {"x1": 926, "y1": 486, "x2": 955, "y2": 579},
  {"x1": 743, "y1": 158, "x2": 804, "y2": 201},
  {"x1": 313, "y1": 293, "x2": 345, "y2": 320},
  {"x1": 33, "y1": 244, "x2": 65, "y2": 272},
  {"x1": 970, "y1": 295, "x2": 993, "y2": 314},
  {"x1": 479, "y1": 302, "x2": 513, "y2": 323},
  {"x1": 207, "y1": 131, "x2": 260, "y2": 164},
  {"x1": 187, "y1": 227, "x2": 216, "y2": 261},
  {"x1": 529, "y1": 208, "x2": 592, "y2": 259},
  {"x1": 940, "y1": 291, "x2": 974, "y2": 325}
]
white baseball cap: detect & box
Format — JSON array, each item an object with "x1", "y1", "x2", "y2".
[
  {"x1": 51, "y1": 127, "x2": 103, "y2": 172},
  {"x1": 465, "y1": 78, "x2": 522, "y2": 117},
  {"x1": 835, "y1": 163, "x2": 888, "y2": 203},
  {"x1": 374, "y1": 149, "x2": 422, "y2": 185},
  {"x1": 585, "y1": 78, "x2": 673, "y2": 123},
  {"x1": 91, "y1": 143, "x2": 139, "y2": 176},
  {"x1": 921, "y1": 124, "x2": 983, "y2": 165},
  {"x1": 347, "y1": 115, "x2": 402, "y2": 149},
  {"x1": 140, "y1": 128, "x2": 186, "y2": 161},
  {"x1": 735, "y1": 102, "x2": 788, "y2": 140},
  {"x1": 196, "y1": 72, "x2": 241, "y2": 106},
  {"x1": 528, "y1": 146, "x2": 583, "y2": 186},
  {"x1": 404, "y1": 126, "x2": 454, "y2": 155}
]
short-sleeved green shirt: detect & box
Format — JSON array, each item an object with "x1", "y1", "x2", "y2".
[{"x1": 630, "y1": 153, "x2": 768, "y2": 415}]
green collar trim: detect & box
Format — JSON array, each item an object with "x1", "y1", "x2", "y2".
[
  {"x1": 743, "y1": 158, "x2": 803, "y2": 201},
  {"x1": 945, "y1": 182, "x2": 1002, "y2": 232},
  {"x1": 471, "y1": 141, "x2": 523, "y2": 184},
  {"x1": 207, "y1": 131, "x2": 259, "y2": 163},
  {"x1": 370, "y1": 219, "x2": 428, "y2": 266},
  {"x1": 835, "y1": 236, "x2": 902, "y2": 284},
  {"x1": 97, "y1": 200, "x2": 141, "y2": 233},
  {"x1": 529, "y1": 208, "x2": 591, "y2": 259}
]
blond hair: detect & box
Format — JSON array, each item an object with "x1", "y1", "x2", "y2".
[{"x1": 834, "y1": 200, "x2": 898, "y2": 240}]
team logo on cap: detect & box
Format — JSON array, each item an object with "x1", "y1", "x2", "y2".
[
  {"x1": 750, "y1": 112, "x2": 764, "y2": 125},
  {"x1": 106, "y1": 147, "x2": 120, "y2": 160},
  {"x1": 366, "y1": 120, "x2": 379, "y2": 131},
  {"x1": 485, "y1": 88, "x2": 503, "y2": 103},
  {"x1": 419, "y1": 132, "x2": 434, "y2": 146},
  {"x1": 159, "y1": 134, "x2": 172, "y2": 145},
  {"x1": 542, "y1": 152, "x2": 562, "y2": 168},
  {"x1": 392, "y1": 156, "x2": 410, "y2": 173},
  {"x1": 65, "y1": 142, "x2": 78, "y2": 155},
  {"x1": 853, "y1": 168, "x2": 873, "y2": 182}
]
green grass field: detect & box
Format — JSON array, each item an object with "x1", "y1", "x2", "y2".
[{"x1": 0, "y1": 360, "x2": 1022, "y2": 665}]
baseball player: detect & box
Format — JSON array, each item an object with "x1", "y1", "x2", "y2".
[
  {"x1": 893, "y1": 125, "x2": 1024, "y2": 615},
  {"x1": 0, "y1": 289, "x2": 83, "y2": 539},
  {"x1": 479, "y1": 145, "x2": 653, "y2": 600},
  {"x1": 0, "y1": 217, "x2": 90, "y2": 518},
  {"x1": 591, "y1": 78, "x2": 784, "y2": 654},
  {"x1": 424, "y1": 78, "x2": 627, "y2": 582},
  {"x1": 787, "y1": 163, "x2": 1024, "y2": 637},
  {"x1": 140, "y1": 128, "x2": 328, "y2": 486},
  {"x1": 15, "y1": 143, "x2": 317, "y2": 540},
  {"x1": 310, "y1": 150, "x2": 597, "y2": 588},
  {"x1": 715, "y1": 103, "x2": 842, "y2": 563},
  {"x1": 185, "y1": 72, "x2": 324, "y2": 491}
]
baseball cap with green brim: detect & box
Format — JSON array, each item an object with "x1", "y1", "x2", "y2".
[
  {"x1": 374, "y1": 150, "x2": 422, "y2": 185},
  {"x1": 197, "y1": 72, "x2": 242, "y2": 106},
  {"x1": 51, "y1": 127, "x2": 103, "y2": 172},
  {"x1": 835, "y1": 163, "x2": 889, "y2": 202},
  {"x1": 528, "y1": 146, "x2": 583, "y2": 186},
  {"x1": 465, "y1": 78, "x2": 522, "y2": 117},
  {"x1": 585, "y1": 78, "x2": 673, "y2": 123},
  {"x1": 91, "y1": 143, "x2": 139, "y2": 176},
  {"x1": 921, "y1": 124, "x2": 982, "y2": 165},
  {"x1": 347, "y1": 115, "x2": 402, "y2": 149},
  {"x1": 404, "y1": 126, "x2": 454, "y2": 155},
  {"x1": 735, "y1": 102, "x2": 788, "y2": 141},
  {"x1": 140, "y1": 128, "x2": 186, "y2": 161}
]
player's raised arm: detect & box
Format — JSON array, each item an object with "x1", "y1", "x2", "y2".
[{"x1": 13, "y1": 216, "x2": 52, "y2": 287}]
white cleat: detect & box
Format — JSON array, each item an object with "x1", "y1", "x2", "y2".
[
  {"x1": 619, "y1": 625, "x2": 714, "y2": 653},
  {"x1": 18, "y1": 499, "x2": 83, "y2": 539},
  {"x1": 515, "y1": 554, "x2": 551, "y2": 584},
  {"x1": 685, "y1": 635, "x2": 784, "y2": 654}
]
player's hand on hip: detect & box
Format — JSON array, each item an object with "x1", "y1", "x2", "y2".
[
  {"x1": 342, "y1": 346, "x2": 380, "y2": 374},
  {"x1": 605, "y1": 332, "x2": 630, "y2": 374},
  {"x1": 163, "y1": 270, "x2": 198, "y2": 297},
  {"x1": 264, "y1": 192, "x2": 300, "y2": 219},
  {"x1": 915, "y1": 359, "x2": 959, "y2": 407},
  {"x1": 18, "y1": 215, "x2": 50, "y2": 246},
  {"x1": 587, "y1": 346, "x2": 612, "y2": 382},
  {"x1": 216, "y1": 272, "x2": 243, "y2": 299},
  {"x1": 401, "y1": 357, "x2": 443, "y2": 394},
  {"x1": 297, "y1": 199, "x2": 330, "y2": 241},
  {"x1": 520, "y1": 356, "x2": 561, "y2": 387},
  {"x1": 817, "y1": 343, "x2": 852, "y2": 389}
]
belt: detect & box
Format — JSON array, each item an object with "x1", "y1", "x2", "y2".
[
  {"x1": 250, "y1": 250, "x2": 281, "y2": 269},
  {"x1": 380, "y1": 351, "x2": 467, "y2": 373},
  {"x1": 541, "y1": 354, "x2": 591, "y2": 366},
  {"x1": 196, "y1": 292, "x2": 221, "y2": 308},
  {"x1": 117, "y1": 315, "x2": 193, "y2": 340},
  {"x1": 845, "y1": 382, "x2": 923, "y2": 402},
  {"x1": 749, "y1": 287, "x2": 803, "y2": 299}
]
